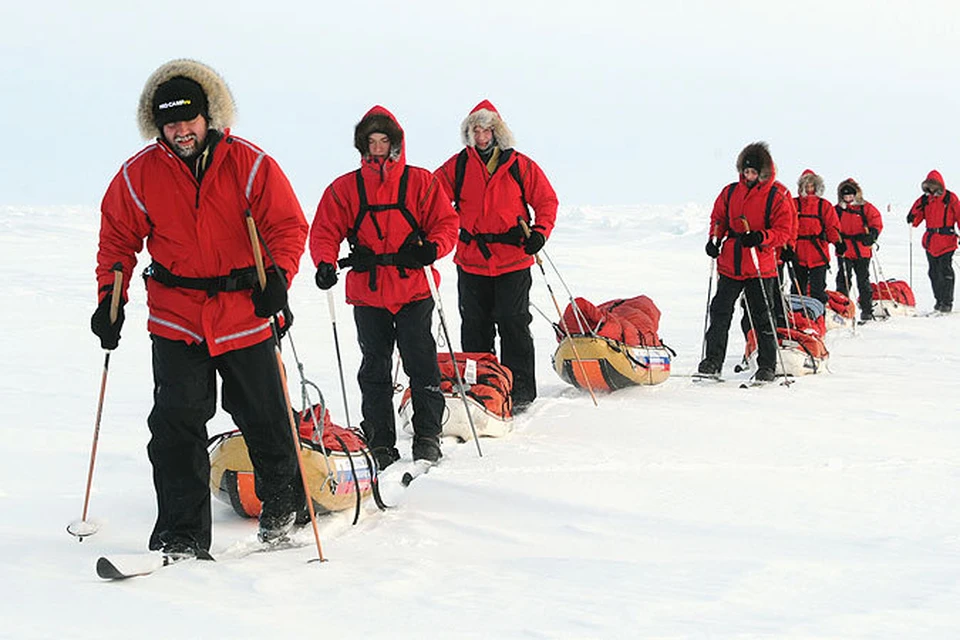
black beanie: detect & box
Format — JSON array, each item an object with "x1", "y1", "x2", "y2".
[
  {"x1": 840, "y1": 184, "x2": 857, "y2": 196},
  {"x1": 153, "y1": 76, "x2": 208, "y2": 128},
  {"x1": 741, "y1": 153, "x2": 762, "y2": 172}
]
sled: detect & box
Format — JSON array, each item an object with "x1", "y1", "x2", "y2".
[
  {"x1": 824, "y1": 290, "x2": 857, "y2": 330},
  {"x1": 552, "y1": 295, "x2": 672, "y2": 391},
  {"x1": 745, "y1": 326, "x2": 829, "y2": 377},
  {"x1": 553, "y1": 336, "x2": 672, "y2": 390},
  {"x1": 209, "y1": 405, "x2": 373, "y2": 519},
  {"x1": 400, "y1": 352, "x2": 513, "y2": 441},
  {"x1": 871, "y1": 279, "x2": 917, "y2": 317}
]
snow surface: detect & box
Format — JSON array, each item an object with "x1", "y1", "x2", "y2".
[{"x1": 2, "y1": 203, "x2": 959, "y2": 639}]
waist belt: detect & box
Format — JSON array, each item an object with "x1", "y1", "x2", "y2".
[
  {"x1": 459, "y1": 228, "x2": 522, "y2": 259},
  {"x1": 796, "y1": 234, "x2": 830, "y2": 264},
  {"x1": 337, "y1": 248, "x2": 411, "y2": 292},
  {"x1": 143, "y1": 262, "x2": 258, "y2": 296},
  {"x1": 927, "y1": 227, "x2": 957, "y2": 235}
]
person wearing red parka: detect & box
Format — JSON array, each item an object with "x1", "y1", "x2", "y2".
[
  {"x1": 792, "y1": 169, "x2": 842, "y2": 304},
  {"x1": 434, "y1": 100, "x2": 558, "y2": 411},
  {"x1": 907, "y1": 170, "x2": 960, "y2": 313},
  {"x1": 700, "y1": 142, "x2": 793, "y2": 382},
  {"x1": 310, "y1": 106, "x2": 459, "y2": 470},
  {"x1": 834, "y1": 178, "x2": 884, "y2": 321},
  {"x1": 92, "y1": 59, "x2": 309, "y2": 556}
]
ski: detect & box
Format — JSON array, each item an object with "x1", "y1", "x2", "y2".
[
  {"x1": 690, "y1": 373, "x2": 724, "y2": 383},
  {"x1": 401, "y1": 460, "x2": 436, "y2": 487},
  {"x1": 96, "y1": 549, "x2": 214, "y2": 580}
]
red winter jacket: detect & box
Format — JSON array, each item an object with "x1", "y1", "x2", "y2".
[
  {"x1": 97, "y1": 131, "x2": 307, "y2": 356},
  {"x1": 836, "y1": 201, "x2": 883, "y2": 260},
  {"x1": 909, "y1": 170, "x2": 960, "y2": 257},
  {"x1": 709, "y1": 174, "x2": 794, "y2": 280},
  {"x1": 435, "y1": 107, "x2": 558, "y2": 277},
  {"x1": 793, "y1": 195, "x2": 841, "y2": 268},
  {"x1": 310, "y1": 106, "x2": 459, "y2": 314}
]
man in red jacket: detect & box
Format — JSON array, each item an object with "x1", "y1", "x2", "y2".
[
  {"x1": 700, "y1": 142, "x2": 793, "y2": 382},
  {"x1": 311, "y1": 106, "x2": 459, "y2": 471},
  {"x1": 908, "y1": 170, "x2": 959, "y2": 313},
  {"x1": 792, "y1": 169, "x2": 842, "y2": 305},
  {"x1": 834, "y1": 178, "x2": 884, "y2": 321},
  {"x1": 91, "y1": 59, "x2": 309, "y2": 557},
  {"x1": 434, "y1": 100, "x2": 558, "y2": 412}
]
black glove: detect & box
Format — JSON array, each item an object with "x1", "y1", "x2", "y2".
[
  {"x1": 835, "y1": 241, "x2": 847, "y2": 255},
  {"x1": 741, "y1": 231, "x2": 764, "y2": 248},
  {"x1": 864, "y1": 228, "x2": 878, "y2": 246},
  {"x1": 314, "y1": 262, "x2": 338, "y2": 290},
  {"x1": 503, "y1": 225, "x2": 526, "y2": 246},
  {"x1": 395, "y1": 241, "x2": 439, "y2": 269},
  {"x1": 906, "y1": 213, "x2": 914, "y2": 224},
  {"x1": 90, "y1": 294, "x2": 126, "y2": 350},
  {"x1": 780, "y1": 245, "x2": 796, "y2": 262},
  {"x1": 705, "y1": 238, "x2": 720, "y2": 259},
  {"x1": 251, "y1": 267, "x2": 287, "y2": 318},
  {"x1": 523, "y1": 230, "x2": 546, "y2": 255}
]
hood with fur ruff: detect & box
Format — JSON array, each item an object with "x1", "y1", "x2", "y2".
[
  {"x1": 461, "y1": 100, "x2": 515, "y2": 150},
  {"x1": 736, "y1": 142, "x2": 775, "y2": 182},
  {"x1": 836, "y1": 178, "x2": 865, "y2": 205},
  {"x1": 797, "y1": 169, "x2": 825, "y2": 197},
  {"x1": 137, "y1": 59, "x2": 235, "y2": 141}
]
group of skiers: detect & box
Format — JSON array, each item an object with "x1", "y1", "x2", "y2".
[
  {"x1": 699, "y1": 142, "x2": 959, "y2": 382},
  {"x1": 90, "y1": 59, "x2": 556, "y2": 558},
  {"x1": 89, "y1": 57, "x2": 956, "y2": 562}
]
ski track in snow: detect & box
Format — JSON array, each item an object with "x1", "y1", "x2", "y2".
[{"x1": 2, "y1": 204, "x2": 959, "y2": 639}]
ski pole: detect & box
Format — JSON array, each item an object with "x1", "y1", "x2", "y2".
[
  {"x1": 701, "y1": 250, "x2": 716, "y2": 363},
  {"x1": 741, "y1": 219, "x2": 792, "y2": 386},
  {"x1": 246, "y1": 212, "x2": 325, "y2": 563},
  {"x1": 422, "y1": 265, "x2": 483, "y2": 456},
  {"x1": 68, "y1": 263, "x2": 124, "y2": 540},
  {"x1": 325, "y1": 290, "x2": 353, "y2": 429},
  {"x1": 518, "y1": 218, "x2": 599, "y2": 406}
]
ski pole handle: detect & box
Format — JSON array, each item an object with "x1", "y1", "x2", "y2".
[
  {"x1": 109, "y1": 262, "x2": 124, "y2": 325},
  {"x1": 517, "y1": 217, "x2": 543, "y2": 266},
  {"x1": 245, "y1": 210, "x2": 268, "y2": 290}
]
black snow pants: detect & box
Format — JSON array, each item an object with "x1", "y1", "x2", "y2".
[
  {"x1": 707, "y1": 275, "x2": 779, "y2": 372},
  {"x1": 147, "y1": 336, "x2": 302, "y2": 552},
  {"x1": 457, "y1": 266, "x2": 536, "y2": 406},
  {"x1": 926, "y1": 250, "x2": 955, "y2": 310},
  {"x1": 836, "y1": 257, "x2": 873, "y2": 319}
]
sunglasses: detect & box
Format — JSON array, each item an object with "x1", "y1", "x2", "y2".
[{"x1": 923, "y1": 186, "x2": 942, "y2": 196}]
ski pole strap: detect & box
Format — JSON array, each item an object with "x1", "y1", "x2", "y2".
[{"x1": 143, "y1": 261, "x2": 259, "y2": 296}]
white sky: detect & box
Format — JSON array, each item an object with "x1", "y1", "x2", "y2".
[{"x1": 3, "y1": 0, "x2": 960, "y2": 209}]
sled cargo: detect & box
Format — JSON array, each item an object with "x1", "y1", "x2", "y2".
[
  {"x1": 553, "y1": 336, "x2": 672, "y2": 390},
  {"x1": 871, "y1": 279, "x2": 917, "y2": 317}
]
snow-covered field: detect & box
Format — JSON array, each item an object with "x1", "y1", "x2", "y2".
[{"x1": 2, "y1": 202, "x2": 958, "y2": 639}]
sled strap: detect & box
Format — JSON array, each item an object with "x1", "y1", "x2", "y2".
[{"x1": 330, "y1": 432, "x2": 363, "y2": 526}]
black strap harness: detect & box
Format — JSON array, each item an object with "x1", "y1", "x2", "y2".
[
  {"x1": 337, "y1": 167, "x2": 422, "y2": 291},
  {"x1": 723, "y1": 182, "x2": 779, "y2": 276},
  {"x1": 921, "y1": 191, "x2": 956, "y2": 236},
  {"x1": 794, "y1": 198, "x2": 830, "y2": 264}
]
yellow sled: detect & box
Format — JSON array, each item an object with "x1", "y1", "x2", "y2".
[
  {"x1": 209, "y1": 432, "x2": 373, "y2": 519},
  {"x1": 553, "y1": 336, "x2": 672, "y2": 391}
]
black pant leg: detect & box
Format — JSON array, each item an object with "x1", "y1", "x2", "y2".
[
  {"x1": 395, "y1": 298, "x2": 444, "y2": 443},
  {"x1": 927, "y1": 251, "x2": 940, "y2": 306},
  {"x1": 146, "y1": 336, "x2": 217, "y2": 551},
  {"x1": 794, "y1": 265, "x2": 810, "y2": 297},
  {"x1": 704, "y1": 275, "x2": 745, "y2": 368},
  {"x1": 942, "y1": 251, "x2": 955, "y2": 308},
  {"x1": 855, "y1": 258, "x2": 873, "y2": 317},
  {"x1": 836, "y1": 258, "x2": 854, "y2": 296},
  {"x1": 493, "y1": 268, "x2": 536, "y2": 405},
  {"x1": 217, "y1": 338, "x2": 302, "y2": 514},
  {"x1": 354, "y1": 305, "x2": 398, "y2": 450},
  {"x1": 808, "y1": 266, "x2": 828, "y2": 305},
  {"x1": 746, "y1": 277, "x2": 779, "y2": 371},
  {"x1": 458, "y1": 268, "x2": 496, "y2": 353}
]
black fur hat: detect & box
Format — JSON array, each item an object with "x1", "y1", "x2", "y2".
[{"x1": 354, "y1": 113, "x2": 403, "y2": 159}]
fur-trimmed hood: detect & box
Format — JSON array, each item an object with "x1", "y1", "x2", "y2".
[
  {"x1": 736, "y1": 142, "x2": 775, "y2": 182},
  {"x1": 354, "y1": 105, "x2": 405, "y2": 163},
  {"x1": 836, "y1": 177, "x2": 864, "y2": 204},
  {"x1": 797, "y1": 169, "x2": 825, "y2": 197},
  {"x1": 922, "y1": 170, "x2": 946, "y2": 196},
  {"x1": 137, "y1": 59, "x2": 235, "y2": 141},
  {"x1": 461, "y1": 100, "x2": 515, "y2": 150}
]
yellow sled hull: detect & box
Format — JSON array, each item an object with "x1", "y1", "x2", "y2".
[
  {"x1": 553, "y1": 336, "x2": 671, "y2": 391},
  {"x1": 209, "y1": 433, "x2": 373, "y2": 518}
]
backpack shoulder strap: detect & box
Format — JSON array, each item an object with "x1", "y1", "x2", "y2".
[
  {"x1": 764, "y1": 184, "x2": 779, "y2": 228},
  {"x1": 508, "y1": 155, "x2": 530, "y2": 215},
  {"x1": 453, "y1": 148, "x2": 469, "y2": 212}
]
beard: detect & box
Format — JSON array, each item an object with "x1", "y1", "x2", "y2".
[{"x1": 171, "y1": 134, "x2": 201, "y2": 159}]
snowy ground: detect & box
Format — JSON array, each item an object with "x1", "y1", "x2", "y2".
[{"x1": 2, "y1": 202, "x2": 959, "y2": 639}]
